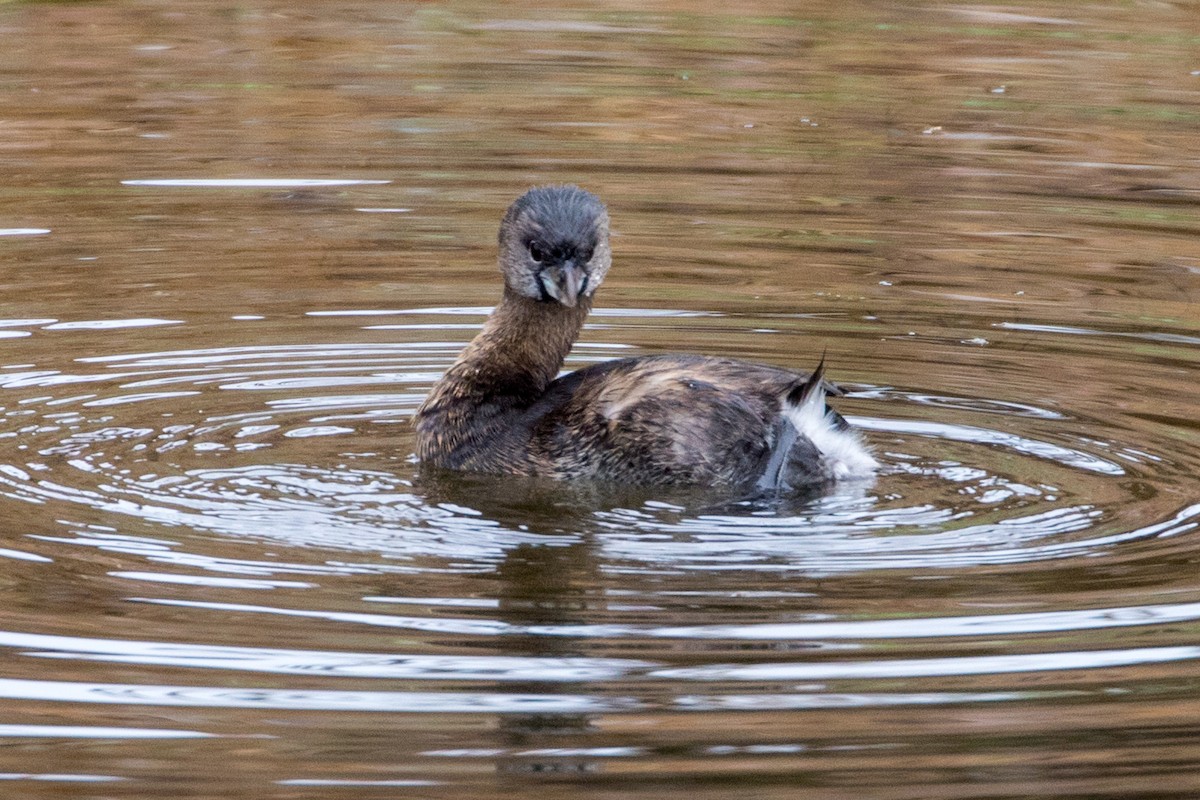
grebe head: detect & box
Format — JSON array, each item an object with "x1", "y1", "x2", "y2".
[{"x1": 498, "y1": 185, "x2": 611, "y2": 308}]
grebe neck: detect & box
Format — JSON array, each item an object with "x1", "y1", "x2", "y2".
[
  {"x1": 415, "y1": 288, "x2": 591, "y2": 466},
  {"x1": 447, "y1": 288, "x2": 590, "y2": 402}
]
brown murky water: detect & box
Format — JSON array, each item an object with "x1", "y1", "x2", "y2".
[{"x1": 1, "y1": 1, "x2": 1199, "y2": 797}]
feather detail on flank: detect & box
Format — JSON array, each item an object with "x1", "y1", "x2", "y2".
[{"x1": 782, "y1": 356, "x2": 879, "y2": 482}]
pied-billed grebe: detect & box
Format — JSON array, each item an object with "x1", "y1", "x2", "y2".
[{"x1": 415, "y1": 185, "x2": 877, "y2": 491}]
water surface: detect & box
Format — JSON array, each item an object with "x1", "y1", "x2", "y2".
[{"x1": 0, "y1": 1, "x2": 1198, "y2": 797}]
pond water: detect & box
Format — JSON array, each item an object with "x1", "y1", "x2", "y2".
[{"x1": 1, "y1": 1, "x2": 1199, "y2": 797}]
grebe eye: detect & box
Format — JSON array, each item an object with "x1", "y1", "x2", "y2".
[{"x1": 528, "y1": 242, "x2": 546, "y2": 264}]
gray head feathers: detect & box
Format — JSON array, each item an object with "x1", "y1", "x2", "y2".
[{"x1": 498, "y1": 185, "x2": 612, "y2": 307}]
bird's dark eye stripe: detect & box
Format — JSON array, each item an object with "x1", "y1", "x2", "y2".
[{"x1": 528, "y1": 240, "x2": 595, "y2": 265}]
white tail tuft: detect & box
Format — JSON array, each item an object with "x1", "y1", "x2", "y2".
[{"x1": 784, "y1": 371, "x2": 878, "y2": 481}]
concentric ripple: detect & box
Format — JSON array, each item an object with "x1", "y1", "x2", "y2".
[
  {"x1": 0, "y1": 308, "x2": 1194, "y2": 579},
  {"x1": 0, "y1": 308, "x2": 1198, "y2": 770},
  {"x1": 0, "y1": 259, "x2": 1196, "y2": 800}
]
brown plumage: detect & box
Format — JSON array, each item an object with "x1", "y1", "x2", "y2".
[{"x1": 414, "y1": 185, "x2": 876, "y2": 491}]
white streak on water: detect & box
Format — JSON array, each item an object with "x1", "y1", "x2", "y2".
[
  {"x1": 133, "y1": 596, "x2": 1200, "y2": 641},
  {"x1": 848, "y1": 416, "x2": 1124, "y2": 475},
  {"x1": 121, "y1": 179, "x2": 391, "y2": 187}
]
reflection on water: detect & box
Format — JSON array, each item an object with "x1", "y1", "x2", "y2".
[{"x1": 1, "y1": 0, "x2": 1199, "y2": 797}]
